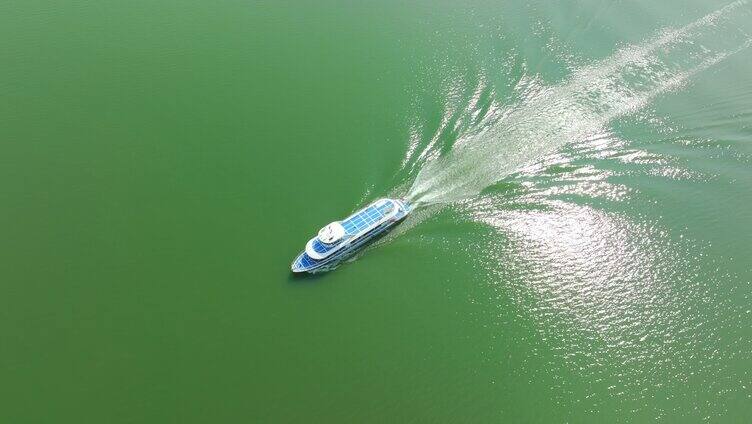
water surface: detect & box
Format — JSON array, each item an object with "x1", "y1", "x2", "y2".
[{"x1": 2, "y1": 0, "x2": 752, "y2": 422}]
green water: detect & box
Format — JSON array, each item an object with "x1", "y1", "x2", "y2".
[{"x1": 3, "y1": 0, "x2": 752, "y2": 422}]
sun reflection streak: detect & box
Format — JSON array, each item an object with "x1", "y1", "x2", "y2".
[{"x1": 460, "y1": 179, "x2": 745, "y2": 416}]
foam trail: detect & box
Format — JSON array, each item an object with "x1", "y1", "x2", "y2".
[{"x1": 406, "y1": 1, "x2": 752, "y2": 206}]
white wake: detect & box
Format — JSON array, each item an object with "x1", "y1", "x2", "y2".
[{"x1": 405, "y1": 0, "x2": 752, "y2": 206}]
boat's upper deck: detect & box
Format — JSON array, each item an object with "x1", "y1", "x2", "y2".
[
  {"x1": 340, "y1": 199, "x2": 396, "y2": 235},
  {"x1": 303, "y1": 199, "x2": 407, "y2": 261}
]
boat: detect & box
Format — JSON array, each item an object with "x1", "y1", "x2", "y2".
[{"x1": 291, "y1": 198, "x2": 411, "y2": 273}]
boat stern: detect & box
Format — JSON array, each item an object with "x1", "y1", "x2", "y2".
[{"x1": 392, "y1": 198, "x2": 411, "y2": 219}]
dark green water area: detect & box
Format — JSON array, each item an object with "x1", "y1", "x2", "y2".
[{"x1": 3, "y1": 0, "x2": 752, "y2": 422}]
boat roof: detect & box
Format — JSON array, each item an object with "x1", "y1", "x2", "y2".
[
  {"x1": 304, "y1": 199, "x2": 398, "y2": 260},
  {"x1": 293, "y1": 198, "x2": 410, "y2": 271},
  {"x1": 340, "y1": 199, "x2": 395, "y2": 235}
]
